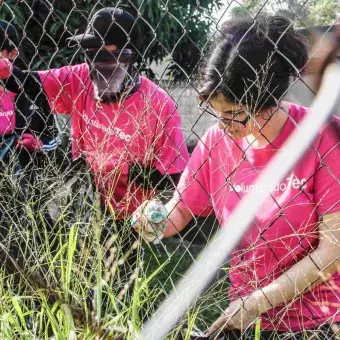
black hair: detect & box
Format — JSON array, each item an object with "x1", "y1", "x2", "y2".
[{"x1": 199, "y1": 15, "x2": 308, "y2": 112}]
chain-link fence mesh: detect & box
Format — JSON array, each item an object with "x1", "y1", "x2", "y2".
[{"x1": 0, "y1": 0, "x2": 339, "y2": 339}]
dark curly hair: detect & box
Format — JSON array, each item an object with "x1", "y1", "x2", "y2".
[{"x1": 199, "y1": 15, "x2": 308, "y2": 112}]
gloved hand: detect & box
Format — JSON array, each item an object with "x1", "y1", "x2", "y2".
[
  {"x1": 130, "y1": 200, "x2": 168, "y2": 244},
  {"x1": 0, "y1": 58, "x2": 13, "y2": 79},
  {"x1": 16, "y1": 133, "x2": 43, "y2": 152}
]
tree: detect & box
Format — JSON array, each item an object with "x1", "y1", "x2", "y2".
[
  {"x1": 307, "y1": 0, "x2": 340, "y2": 26},
  {"x1": 230, "y1": 0, "x2": 340, "y2": 27},
  {"x1": 0, "y1": 0, "x2": 223, "y2": 80}
]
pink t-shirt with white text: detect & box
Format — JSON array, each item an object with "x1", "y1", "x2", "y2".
[
  {"x1": 176, "y1": 103, "x2": 340, "y2": 331},
  {"x1": 0, "y1": 90, "x2": 16, "y2": 135},
  {"x1": 39, "y1": 64, "x2": 189, "y2": 218}
]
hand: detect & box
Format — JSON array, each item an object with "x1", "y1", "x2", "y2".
[
  {"x1": 0, "y1": 58, "x2": 13, "y2": 79},
  {"x1": 17, "y1": 133, "x2": 43, "y2": 152},
  {"x1": 205, "y1": 298, "x2": 260, "y2": 336},
  {"x1": 131, "y1": 200, "x2": 168, "y2": 243}
]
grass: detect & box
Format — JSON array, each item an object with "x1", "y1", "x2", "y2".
[
  {"x1": 0, "y1": 158, "x2": 229, "y2": 339},
  {"x1": 1, "y1": 156, "x2": 332, "y2": 340},
  {"x1": 144, "y1": 238, "x2": 229, "y2": 333}
]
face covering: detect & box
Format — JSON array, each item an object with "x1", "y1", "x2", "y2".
[{"x1": 86, "y1": 49, "x2": 139, "y2": 103}]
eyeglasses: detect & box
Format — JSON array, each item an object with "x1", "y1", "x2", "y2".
[{"x1": 198, "y1": 100, "x2": 251, "y2": 127}]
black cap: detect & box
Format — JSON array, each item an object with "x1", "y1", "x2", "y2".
[
  {"x1": 0, "y1": 20, "x2": 19, "y2": 52},
  {"x1": 69, "y1": 8, "x2": 141, "y2": 50}
]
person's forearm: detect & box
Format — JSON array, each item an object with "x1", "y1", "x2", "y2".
[
  {"x1": 246, "y1": 243, "x2": 340, "y2": 314},
  {"x1": 164, "y1": 198, "x2": 192, "y2": 237}
]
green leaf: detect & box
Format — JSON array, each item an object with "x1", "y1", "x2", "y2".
[{"x1": 255, "y1": 318, "x2": 261, "y2": 340}]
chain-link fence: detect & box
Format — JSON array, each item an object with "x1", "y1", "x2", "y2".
[{"x1": 0, "y1": 0, "x2": 339, "y2": 339}]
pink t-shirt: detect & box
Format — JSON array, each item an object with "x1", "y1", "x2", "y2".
[
  {"x1": 39, "y1": 64, "x2": 189, "y2": 218},
  {"x1": 176, "y1": 103, "x2": 340, "y2": 331},
  {"x1": 0, "y1": 90, "x2": 16, "y2": 135}
]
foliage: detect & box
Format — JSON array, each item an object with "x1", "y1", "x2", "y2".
[
  {"x1": 0, "y1": 164, "x2": 226, "y2": 338},
  {"x1": 0, "y1": 0, "x2": 223, "y2": 80},
  {"x1": 230, "y1": 0, "x2": 340, "y2": 27},
  {"x1": 0, "y1": 143, "x2": 226, "y2": 338},
  {"x1": 307, "y1": 0, "x2": 340, "y2": 26}
]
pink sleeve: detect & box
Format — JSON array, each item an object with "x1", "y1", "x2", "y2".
[
  {"x1": 174, "y1": 137, "x2": 214, "y2": 217},
  {"x1": 155, "y1": 99, "x2": 189, "y2": 175},
  {"x1": 314, "y1": 117, "x2": 340, "y2": 215},
  {"x1": 38, "y1": 65, "x2": 81, "y2": 115}
]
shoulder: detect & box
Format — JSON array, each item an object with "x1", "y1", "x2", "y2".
[
  {"x1": 317, "y1": 115, "x2": 340, "y2": 146},
  {"x1": 285, "y1": 101, "x2": 310, "y2": 123},
  {"x1": 188, "y1": 126, "x2": 224, "y2": 168},
  {"x1": 286, "y1": 101, "x2": 340, "y2": 148},
  {"x1": 196, "y1": 124, "x2": 226, "y2": 151}
]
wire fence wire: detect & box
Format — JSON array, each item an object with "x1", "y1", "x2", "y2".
[{"x1": 0, "y1": 0, "x2": 339, "y2": 339}]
